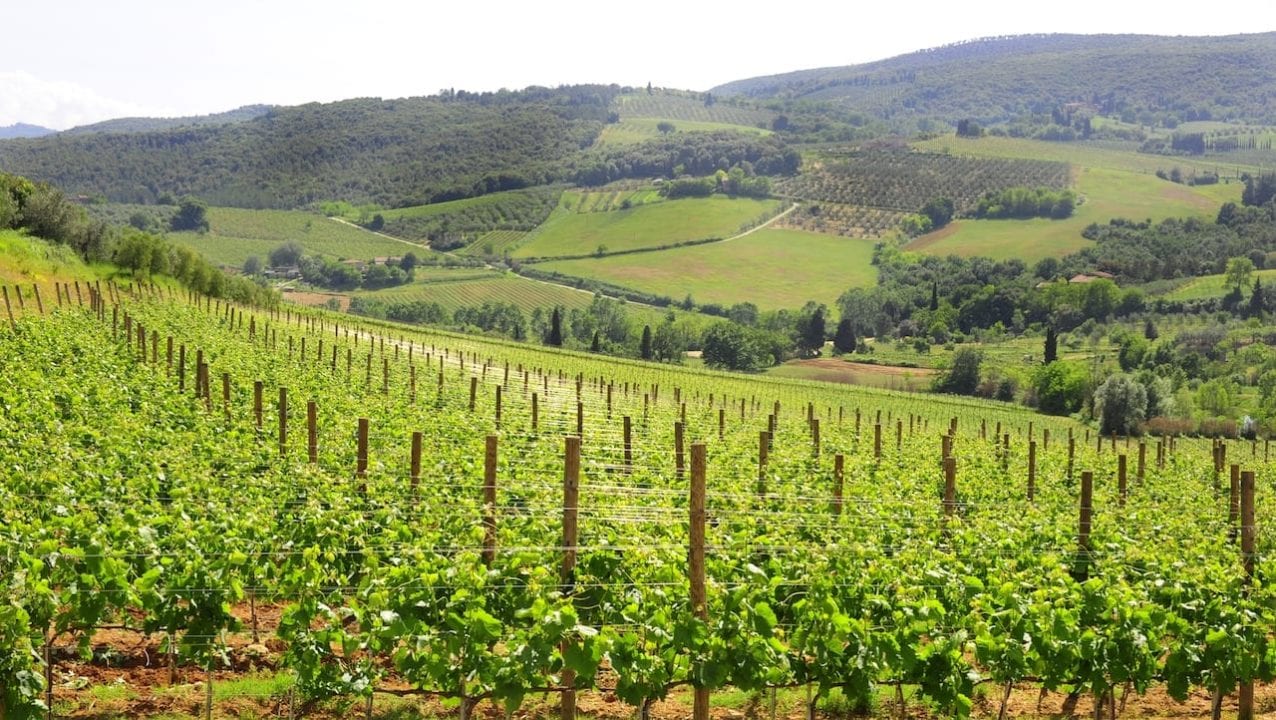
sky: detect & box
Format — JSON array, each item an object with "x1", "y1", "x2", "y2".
[{"x1": 4, "y1": 0, "x2": 1274, "y2": 129}]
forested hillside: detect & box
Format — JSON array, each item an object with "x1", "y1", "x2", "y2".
[
  {"x1": 713, "y1": 33, "x2": 1276, "y2": 127},
  {"x1": 0, "y1": 87, "x2": 621, "y2": 209}
]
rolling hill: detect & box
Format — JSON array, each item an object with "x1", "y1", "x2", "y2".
[{"x1": 713, "y1": 33, "x2": 1276, "y2": 127}]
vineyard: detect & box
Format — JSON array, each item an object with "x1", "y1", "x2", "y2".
[
  {"x1": 777, "y1": 148, "x2": 1070, "y2": 218},
  {"x1": 612, "y1": 92, "x2": 777, "y2": 128},
  {"x1": 377, "y1": 187, "x2": 565, "y2": 247},
  {"x1": 2, "y1": 281, "x2": 1276, "y2": 720},
  {"x1": 511, "y1": 196, "x2": 784, "y2": 260},
  {"x1": 776, "y1": 201, "x2": 910, "y2": 239}
]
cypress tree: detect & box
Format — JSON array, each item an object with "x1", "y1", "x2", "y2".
[
  {"x1": 546, "y1": 307, "x2": 563, "y2": 347},
  {"x1": 833, "y1": 318, "x2": 857, "y2": 354},
  {"x1": 1043, "y1": 325, "x2": 1058, "y2": 363},
  {"x1": 929, "y1": 282, "x2": 939, "y2": 311},
  {"x1": 640, "y1": 325, "x2": 653, "y2": 360},
  {"x1": 1249, "y1": 278, "x2": 1266, "y2": 318},
  {"x1": 590, "y1": 330, "x2": 601, "y2": 352}
]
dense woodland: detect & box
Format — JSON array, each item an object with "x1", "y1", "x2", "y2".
[{"x1": 713, "y1": 34, "x2": 1276, "y2": 129}]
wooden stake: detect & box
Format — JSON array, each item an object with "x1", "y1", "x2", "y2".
[
  {"x1": 482, "y1": 435, "x2": 498, "y2": 566},
  {"x1": 689, "y1": 442, "x2": 709, "y2": 720},
  {"x1": 253, "y1": 381, "x2": 263, "y2": 430},
  {"x1": 1239, "y1": 469, "x2": 1256, "y2": 720},
  {"x1": 623, "y1": 416, "x2": 632, "y2": 473},
  {"x1": 560, "y1": 436, "x2": 582, "y2": 720},
  {"x1": 307, "y1": 401, "x2": 318, "y2": 464},
  {"x1": 356, "y1": 418, "x2": 369, "y2": 494},
  {"x1": 410, "y1": 432, "x2": 422, "y2": 494},
  {"x1": 1077, "y1": 471, "x2": 1093, "y2": 580},
  {"x1": 1027, "y1": 440, "x2": 1037, "y2": 502},
  {"x1": 674, "y1": 421, "x2": 685, "y2": 479},
  {"x1": 278, "y1": 387, "x2": 288, "y2": 456},
  {"x1": 832, "y1": 454, "x2": 844, "y2": 515}
]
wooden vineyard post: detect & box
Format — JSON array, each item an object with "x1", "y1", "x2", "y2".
[
  {"x1": 1229, "y1": 464, "x2": 1241, "y2": 542},
  {"x1": 1027, "y1": 440, "x2": 1037, "y2": 502},
  {"x1": 1077, "y1": 471, "x2": 1093, "y2": 581},
  {"x1": 943, "y1": 457, "x2": 957, "y2": 517},
  {"x1": 307, "y1": 401, "x2": 318, "y2": 464},
  {"x1": 482, "y1": 435, "x2": 498, "y2": 567},
  {"x1": 689, "y1": 443, "x2": 709, "y2": 720},
  {"x1": 1043, "y1": 428, "x2": 1049, "y2": 450},
  {"x1": 495, "y1": 386, "x2": 502, "y2": 429},
  {"x1": 1239, "y1": 470, "x2": 1256, "y2": 720},
  {"x1": 33, "y1": 284, "x2": 43, "y2": 314},
  {"x1": 410, "y1": 365, "x2": 416, "y2": 404},
  {"x1": 832, "y1": 454, "x2": 845, "y2": 515},
  {"x1": 560, "y1": 436, "x2": 582, "y2": 720},
  {"x1": 532, "y1": 392, "x2": 539, "y2": 432},
  {"x1": 874, "y1": 423, "x2": 882, "y2": 460},
  {"x1": 896, "y1": 419, "x2": 903, "y2": 455},
  {"x1": 253, "y1": 381, "x2": 263, "y2": 431},
  {"x1": 758, "y1": 431, "x2": 769, "y2": 495},
  {"x1": 1067, "y1": 436, "x2": 1075, "y2": 480},
  {"x1": 3, "y1": 286, "x2": 14, "y2": 331},
  {"x1": 410, "y1": 431, "x2": 422, "y2": 495},
  {"x1": 1137, "y1": 442, "x2": 1146, "y2": 484},
  {"x1": 811, "y1": 418, "x2": 820, "y2": 459},
  {"x1": 278, "y1": 388, "x2": 288, "y2": 457},
  {"x1": 469, "y1": 377, "x2": 478, "y2": 412},
  {"x1": 718, "y1": 408, "x2": 725, "y2": 441},
  {"x1": 194, "y1": 349, "x2": 203, "y2": 397},
  {"x1": 623, "y1": 416, "x2": 633, "y2": 474},
  {"x1": 1118, "y1": 454, "x2": 1127, "y2": 508},
  {"x1": 675, "y1": 421, "x2": 686, "y2": 479},
  {"x1": 356, "y1": 418, "x2": 369, "y2": 496}
]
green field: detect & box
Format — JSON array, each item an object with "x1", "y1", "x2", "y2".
[
  {"x1": 0, "y1": 229, "x2": 102, "y2": 285},
  {"x1": 1159, "y1": 268, "x2": 1276, "y2": 301},
  {"x1": 512, "y1": 196, "x2": 784, "y2": 259},
  {"x1": 906, "y1": 166, "x2": 1236, "y2": 263},
  {"x1": 171, "y1": 207, "x2": 418, "y2": 268},
  {"x1": 595, "y1": 118, "x2": 771, "y2": 146},
  {"x1": 538, "y1": 228, "x2": 876, "y2": 310}
]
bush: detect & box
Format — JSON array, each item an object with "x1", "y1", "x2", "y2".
[{"x1": 1094, "y1": 374, "x2": 1148, "y2": 436}]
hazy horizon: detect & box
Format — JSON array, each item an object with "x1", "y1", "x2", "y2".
[{"x1": 3, "y1": 0, "x2": 1274, "y2": 130}]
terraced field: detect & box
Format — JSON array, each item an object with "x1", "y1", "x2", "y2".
[{"x1": 612, "y1": 91, "x2": 776, "y2": 126}]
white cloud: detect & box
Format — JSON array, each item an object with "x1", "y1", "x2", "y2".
[{"x1": 0, "y1": 71, "x2": 175, "y2": 130}]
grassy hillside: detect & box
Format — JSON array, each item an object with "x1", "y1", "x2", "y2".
[
  {"x1": 1159, "y1": 268, "x2": 1276, "y2": 301},
  {"x1": 0, "y1": 229, "x2": 101, "y2": 284},
  {"x1": 537, "y1": 228, "x2": 876, "y2": 310},
  {"x1": 170, "y1": 207, "x2": 419, "y2": 268},
  {"x1": 713, "y1": 33, "x2": 1276, "y2": 127},
  {"x1": 905, "y1": 166, "x2": 1235, "y2": 263},
  {"x1": 512, "y1": 195, "x2": 783, "y2": 259}
]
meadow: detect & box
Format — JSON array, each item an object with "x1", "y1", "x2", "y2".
[
  {"x1": 537, "y1": 228, "x2": 877, "y2": 310},
  {"x1": 1159, "y1": 267, "x2": 1276, "y2": 301}
]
